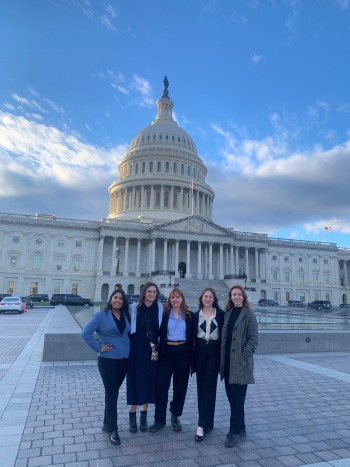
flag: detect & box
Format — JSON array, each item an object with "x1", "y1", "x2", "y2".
[
  {"x1": 324, "y1": 226, "x2": 332, "y2": 232},
  {"x1": 189, "y1": 180, "x2": 196, "y2": 190}
]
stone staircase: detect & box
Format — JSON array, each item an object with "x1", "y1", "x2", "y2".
[{"x1": 175, "y1": 278, "x2": 230, "y2": 311}]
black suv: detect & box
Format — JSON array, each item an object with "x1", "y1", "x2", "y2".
[
  {"x1": 29, "y1": 293, "x2": 49, "y2": 302},
  {"x1": 287, "y1": 300, "x2": 305, "y2": 308},
  {"x1": 307, "y1": 300, "x2": 332, "y2": 311},
  {"x1": 0, "y1": 293, "x2": 12, "y2": 301},
  {"x1": 258, "y1": 299, "x2": 276, "y2": 307},
  {"x1": 50, "y1": 294, "x2": 94, "y2": 306}
]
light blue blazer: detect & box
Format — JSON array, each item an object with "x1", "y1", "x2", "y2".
[
  {"x1": 82, "y1": 310, "x2": 131, "y2": 359},
  {"x1": 129, "y1": 300, "x2": 164, "y2": 334}
]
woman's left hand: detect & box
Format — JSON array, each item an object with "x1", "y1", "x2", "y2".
[{"x1": 101, "y1": 344, "x2": 113, "y2": 352}]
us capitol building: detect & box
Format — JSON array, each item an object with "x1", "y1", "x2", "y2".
[{"x1": 1, "y1": 78, "x2": 350, "y2": 306}]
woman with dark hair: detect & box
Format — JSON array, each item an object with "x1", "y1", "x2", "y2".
[
  {"x1": 127, "y1": 282, "x2": 164, "y2": 433},
  {"x1": 220, "y1": 285, "x2": 258, "y2": 448},
  {"x1": 82, "y1": 288, "x2": 130, "y2": 446},
  {"x1": 149, "y1": 288, "x2": 193, "y2": 433},
  {"x1": 192, "y1": 287, "x2": 224, "y2": 442}
]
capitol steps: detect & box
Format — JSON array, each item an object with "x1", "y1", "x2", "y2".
[{"x1": 174, "y1": 278, "x2": 230, "y2": 310}]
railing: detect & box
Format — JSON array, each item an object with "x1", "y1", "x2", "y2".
[{"x1": 150, "y1": 270, "x2": 176, "y2": 276}]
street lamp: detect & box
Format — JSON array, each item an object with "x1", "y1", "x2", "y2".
[
  {"x1": 168, "y1": 274, "x2": 172, "y2": 287},
  {"x1": 243, "y1": 273, "x2": 247, "y2": 289}
]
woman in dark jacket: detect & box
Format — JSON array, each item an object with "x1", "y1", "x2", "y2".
[
  {"x1": 192, "y1": 287, "x2": 224, "y2": 442},
  {"x1": 82, "y1": 288, "x2": 130, "y2": 446},
  {"x1": 220, "y1": 285, "x2": 258, "y2": 448},
  {"x1": 149, "y1": 288, "x2": 193, "y2": 433},
  {"x1": 127, "y1": 282, "x2": 164, "y2": 433}
]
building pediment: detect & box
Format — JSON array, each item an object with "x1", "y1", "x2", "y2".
[{"x1": 150, "y1": 215, "x2": 234, "y2": 239}]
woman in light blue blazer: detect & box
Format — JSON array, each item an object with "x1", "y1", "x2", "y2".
[{"x1": 82, "y1": 288, "x2": 131, "y2": 447}]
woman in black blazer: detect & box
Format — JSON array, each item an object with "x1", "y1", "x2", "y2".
[
  {"x1": 192, "y1": 287, "x2": 224, "y2": 442},
  {"x1": 149, "y1": 288, "x2": 193, "y2": 433}
]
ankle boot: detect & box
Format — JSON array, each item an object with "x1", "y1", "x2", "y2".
[
  {"x1": 129, "y1": 411, "x2": 137, "y2": 433},
  {"x1": 140, "y1": 410, "x2": 148, "y2": 432}
]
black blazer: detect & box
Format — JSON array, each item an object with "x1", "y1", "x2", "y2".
[
  {"x1": 191, "y1": 307, "x2": 225, "y2": 375},
  {"x1": 158, "y1": 311, "x2": 194, "y2": 361}
]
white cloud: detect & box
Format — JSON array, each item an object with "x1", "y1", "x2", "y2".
[
  {"x1": 100, "y1": 14, "x2": 116, "y2": 31},
  {"x1": 251, "y1": 54, "x2": 263, "y2": 64}
]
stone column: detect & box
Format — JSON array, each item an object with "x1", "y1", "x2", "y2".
[
  {"x1": 186, "y1": 240, "x2": 191, "y2": 278},
  {"x1": 123, "y1": 238, "x2": 129, "y2": 276},
  {"x1": 163, "y1": 238, "x2": 168, "y2": 271},
  {"x1": 255, "y1": 248, "x2": 259, "y2": 281},
  {"x1": 175, "y1": 240, "x2": 179, "y2": 278},
  {"x1": 235, "y1": 247, "x2": 239, "y2": 275},
  {"x1": 230, "y1": 245, "x2": 234, "y2": 275},
  {"x1": 98, "y1": 235, "x2": 104, "y2": 271},
  {"x1": 110, "y1": 236, "x2": 117, "y2": 276},
  {"x1": 208, "y1": 242, "x2": 213, "y2": 279},
  {"x1": 245, "y1": 247, "x2": 249, "y2": 278},
  {"x1": 136, "y1": 239, "x2": 141, "y2": 277},
  {"x1": 151, "y1": 238, "x2": 156, "y2": 273},
  {"x1": 219, "y1": 243, "x2": 224, "y2": 280},
  {"x1": 197, "y1": 241, "x2": 202, "y2": 279},
  {"x1": 122, "y1": 190, "x2": 126, "y2": 211}
]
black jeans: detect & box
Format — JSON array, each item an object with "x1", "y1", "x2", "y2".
[
  {"x1": 224, "y1": 376, "x2": 248, "y2": 435},
  {"x1": 154, "y1": 344, "x2": 191, "y2": 423},
  {"x1": 98, "y1": 356, "x2": 128, "y2": 432},
  {"x1": 195, "y1": 339, "x2": 220, "y2": 429}
]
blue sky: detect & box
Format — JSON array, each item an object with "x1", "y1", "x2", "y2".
[{"x1": 1, "y1": 0, "x2": 350, "y2": 246}]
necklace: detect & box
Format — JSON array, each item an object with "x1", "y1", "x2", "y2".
[{"x1": 112, "y1": 311, "x2": 121, "y2": 320}]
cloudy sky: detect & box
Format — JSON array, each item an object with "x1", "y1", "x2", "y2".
[{"x1": 1, "y1": 0, "x2": 350, "y2": 246}]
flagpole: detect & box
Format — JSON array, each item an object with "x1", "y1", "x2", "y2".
[{"x1": 191, "y1": 179, "x2": 194, "y2": 216}]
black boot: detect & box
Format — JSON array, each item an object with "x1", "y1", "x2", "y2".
[
  {"x1": 140, "y1": 410, "x2": 148, "y2": 432},
  {"x1": 129, "y1": 411, "x2": 137, "y2": 433}
]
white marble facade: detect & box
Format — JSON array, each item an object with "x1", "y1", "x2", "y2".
[{"x1": 2, "y1": 81, "x2": 350, "y2": 305}]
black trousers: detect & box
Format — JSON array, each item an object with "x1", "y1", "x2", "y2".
[
  {"x1": 195, "y1": 339, "x2": 220, "y2": 429},
  {"x1": 154, "y1": 344, "x2": 191, "y2": 424},
  {"x1": 224, "y1": 376, "x2": 248, "y2": 435},
  {"x1": 98, "y1": 356, "x2": 128, "y2": 432}
]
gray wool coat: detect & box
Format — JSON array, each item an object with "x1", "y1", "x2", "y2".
[{"x1": 220, "y1": 307, "x2": 258, "y2": 385}]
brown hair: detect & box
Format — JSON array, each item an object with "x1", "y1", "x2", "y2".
[
  {"x1": 136, "y1": 282, "x2": 160, "y2": 312},
  {"x1": 225, "y1": 284, "x2": 251, "y2": 312},
  {"x1": 164, "y1": 287, "x2": 190, "y2": 318},
  {"x1": 198, "y1": 287, "x2": 220, "y2": 311}
]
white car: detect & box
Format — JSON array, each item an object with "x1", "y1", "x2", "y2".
[{"x1": 0, "y1": 296, "x2": 24, "y2": 314}]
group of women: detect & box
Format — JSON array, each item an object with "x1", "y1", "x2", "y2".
[{"x1": 82, "y1": 282, "x2": 258, "y2": 448}]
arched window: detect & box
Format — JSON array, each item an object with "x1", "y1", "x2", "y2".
[
  {"x1": 157, "y1": 161, "x2": 161, "y2": 172},
  {"x1": 149, "y1": 161, "x2": 153, "y2": 172},
  {"x1": 165, "y1": 162, "x2": 169, "y2": 173}
]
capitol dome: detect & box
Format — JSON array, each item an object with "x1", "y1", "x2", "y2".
[{"x1": 108, "y1": 77, "x2": 214, "y2": 223}]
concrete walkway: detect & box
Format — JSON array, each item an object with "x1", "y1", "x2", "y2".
[{"x1": 0, "y1": 308, "x2": 350, "y2": 466}]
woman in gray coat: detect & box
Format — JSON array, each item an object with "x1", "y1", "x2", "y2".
[{"x1": 220, "y1": 285, "x2": 258, "y2": 448}]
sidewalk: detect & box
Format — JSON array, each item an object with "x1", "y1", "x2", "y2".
[{"x1": 0, "y1": 308, "x2": 350, "y2": 467}]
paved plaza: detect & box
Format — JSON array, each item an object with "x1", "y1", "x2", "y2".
[{"x1": 0, "y1": 308, "x2": 350, "y2": 467}]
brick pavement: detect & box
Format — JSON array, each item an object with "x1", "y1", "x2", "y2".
[{"x1": 1, "y1": 308, "x2": 350, "y2": 467}]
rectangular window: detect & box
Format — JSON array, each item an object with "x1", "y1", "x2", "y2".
[
  {"x1": 284, "y1": 257, "x2": 289, "y2": 261},
  {"x1": 285, "y1": 291, "x2": 290, "y2": 302},
  {"x1": 56, "y1": 258, "x2": 63, "y2": 271},
  {"x1": 9, "y1": 255, "x2": 17, "y2": 269},
  {"x1": 272, "y1": 270, "x2": 278, "y2": 281},
  {"x1": 73, "y1": 259, "x2": 80, "y2": 271},
  {"x1": 32, "y1": 254, "x2": 41, "y2": 269},
  {"x1": 324, "y1": 259, "x2": 329, "y2": 264},
  {"x1": 284, "y1": 271, "x2": 290, "y2": 282},
  {"x1": 7, "y1": 281, "x2": 14, "y2": 294},
  {"x1": 58, "y1": 240, "x2": 65, "y2": 247},
  {"x1": 53, "y1": 283, "x2": 61, "y2": 294},
  {"x1": 12, "y1": 236, "x2": 19, "y2": 243},
  {"x1": 164, "y1": 191, "x2": 169, "y2": 208},
  {"x1": 72, "y1": 284, "x2": 78, "y2": 294},
  {"x1": 142, "y1": 162, "x2": 145, "y2": 173},
  {"x1": 75, "y1": 241, "x2": 82, "y2": 248},
  {"x1": 313, "y1": 258, "x2": 317, "y2": 264},
  {"x1": 272, "y1": 255, "x2": 277, "y2": 261},
  {"x1": 30, "y1": 282, "x2": 38, "y2": 294}
]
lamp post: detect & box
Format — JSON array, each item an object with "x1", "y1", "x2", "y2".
[
  {"x1": 243, "y1": 273, "x2": 247, "y2": 289},
  {"x1": 115, "y1": 247, "x2": 120, "y2": 274},
  {"x1": 168, "y1": 273, "x2": 172, "y2": 287}
]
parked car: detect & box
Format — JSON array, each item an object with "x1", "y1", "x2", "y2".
[
  {"x1": 340, "y1": 303, "x2": 350, "y2": 308},
  {"x1": 29, "y1": 293, "x2": 49, "y2": 302},
  {"x1": 0, "y1": 296, "x2": 24, "y2": 314},
  {"x1": 0, "y1": 293, "x2": 12, "y2": 301},
  {"x1": 287, "y1": 300, "x2": 305, "y2": 308},
  {"x1": 159, "y1": 294, "x2": 167, "y2": 305},
  {"x1": 21, "y1": 296, "x2": 34, "y2": 309},
  {"x1": 125, "y1": 294, "x2": 140, "y2": 304},
  {"x1": 307, "y1": 300, "x2": 332, "y2": 311},
  {"x1": 258, "y1": 299, "x2": 276, "y2": 307},
  {"x1": 50, "y1": 294, "x2": 94, "y2": 306},
  {"x1": 273, "y1": 301, "x2": 279, "y2": 307}
]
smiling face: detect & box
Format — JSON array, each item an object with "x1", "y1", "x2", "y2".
[
  {"x1": 230, "y1": 287, "x2": 244, "y2": 308},
  {"x1": 111, "y1": 292, "x2": 123, "y2": 312},
  {"x1": 144, "y1": 286, "x2": 157, "y2": 306},
  {"x1": 169, "y1": 293, "x2": 183, "y2": 310},
  {"x1": 202, "y1": 290, "x2": 214, "y2": 308}
]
